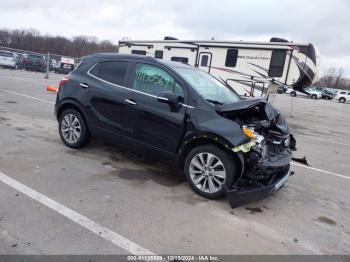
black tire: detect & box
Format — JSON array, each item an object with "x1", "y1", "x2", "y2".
[
  {"x1": 184, "y1": 144, "x2": 237, "y2": 199},
  {"x1": 291, "y1": 91, "x2": 296, "y2": 97},
  {"x1": 339, "y1": 97, "x2": 346, "y2": 103},
  {"x1": 58, "y1": 109, "x2": 89, "y2": 148},
  {"x1": 311, "y1": 94, "x2": 317, "y2": 99}
]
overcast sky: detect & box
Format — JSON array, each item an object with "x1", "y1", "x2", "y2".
[{"x1": 1, "y1": 0, "x2": 349, "y2": 76}]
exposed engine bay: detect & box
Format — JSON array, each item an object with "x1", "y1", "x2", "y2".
[{"x1": 216, "y1": 98, "x2": 296, "y2": 207}]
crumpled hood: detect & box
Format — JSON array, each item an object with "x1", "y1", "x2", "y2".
[{"x1": 216, "y1": 98, "x2": 289, "y2": 134}]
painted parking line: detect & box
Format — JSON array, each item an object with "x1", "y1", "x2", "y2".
[
  {"x1": 0, "y1": 75, "x2": 57, "y2": 85},
  {"x1": 293, "y1": 133, "x2": 350, "y2": 147},
  {"x1": 291, "y1": 162, "x2": 350, "y2": 180},
  {"x1": 0, "y1": 88, "x2": 54, "y2": 104},
  {"x1": 0, "y1": 171, "x2": 155, "y2": 255}
]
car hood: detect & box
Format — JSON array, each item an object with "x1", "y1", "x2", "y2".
[{"x1": 215, "y1": 98, "x2": 289, "y2": 134}]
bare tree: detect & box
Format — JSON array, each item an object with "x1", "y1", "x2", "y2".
[
  {"x1": 314, "y1": 67, "x2": 350, "y2": 90},
  {"x1": 0, "y1": 28, "x2": 118, "y2": 58}
]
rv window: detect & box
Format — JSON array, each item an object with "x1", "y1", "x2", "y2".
[
  {"x1": 268, "y1": 50, "x2": 287, "y2": 77},
  {"x1": 171, "y1": 57, "x2": 189, "y2": 64},
  {"x1": 225, "y1": 49, "x2": 238, "y2": 67},
  {"x1": 133, "y1": 63, "x2": 184, "y2": 98},
  {"x1": 98, "y1": 61, "x2": 128, "y2": 86},
  {"x1": 155, "y1": 50, "x2": 163, "y2": 59},
  {"x1": 201, "y1": 55, "x2": 209, "y2": 67},
  {"x1": 132, "y1": 50, "x2": 146, "y2": 55}
]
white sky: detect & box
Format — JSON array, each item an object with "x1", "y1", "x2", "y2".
[{"x1": 1, "y1": 0, "x2": 349, "y2": 77}]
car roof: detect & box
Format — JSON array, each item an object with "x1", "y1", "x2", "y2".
[{"x1": 83, "y1": 53, "x2": 193, "y2": 69}]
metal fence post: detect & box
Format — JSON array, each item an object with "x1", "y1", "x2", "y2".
[{"x1": 45, "y1": 52, "x2": 50, "y2": 79}]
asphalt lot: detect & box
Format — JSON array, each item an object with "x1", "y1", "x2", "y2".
[{"x1": 0, "y1": 68, "x2": 349, "y2": 255}]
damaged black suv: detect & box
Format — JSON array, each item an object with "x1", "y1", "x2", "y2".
[{"x1": 55, "y1": 54, "x2": 295, "y2": 208}]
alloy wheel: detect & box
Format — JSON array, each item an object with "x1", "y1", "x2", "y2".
[
  {"x1": 189, "y1": 152, "x2": 226, "y2": 193},
  {"x1": 60, "y1": 114, "x2": 81, "y2": 144}
]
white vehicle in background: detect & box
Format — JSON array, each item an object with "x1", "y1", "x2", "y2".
[
  {"x1": 285, "y1": 87, "x2": 322, "y2": 99},
  {"x1": 0, "y1": 50, "x2": 18, "y2": 69},
  {"x1": 119, "y1": 37, "x2": 320, "y2": 100},
  {"x1": 334, "y1": 90, "x2": 350, "y2": 103},
  {"x1": 54, "y1": 57, "x2": 75, "y2": 74}
]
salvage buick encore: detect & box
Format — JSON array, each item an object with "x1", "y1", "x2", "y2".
[{"x1": 55, "y1": 54, "x2": 296, "y2": 208}]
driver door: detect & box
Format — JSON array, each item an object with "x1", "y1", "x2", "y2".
[{"x1": 121, "y1": 62, "x2": 187, "y2": 156}]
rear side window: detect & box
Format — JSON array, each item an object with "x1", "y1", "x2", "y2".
[
  {"x1": 98, "y1": 61, "x2": 128, "y2": 86},
  {"x1": 268, "y1": 50, "x2": 287, "y2": 77},
  {"x1": 132, "y1": 50, "x2": 146, "y2": 55},
  {"x1": 225, "y1": 49, "x2": 238, "y2": 67},
  {"x1": 89, "y1": 63, "x2": 100, "y2": 76},
  {"x1": 347, "y1": 92, "x2": 350, "y2": 95},
  {"x1": 155, "y1": 50, "x2": 163, "y2": 59},
  {"x1": 171, "y1": 57, "x2": 189, "y2": 64}
]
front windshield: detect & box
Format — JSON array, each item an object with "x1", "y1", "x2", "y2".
[{"x1": 173, "y1": 67, "x2": 241, "y2": 105}]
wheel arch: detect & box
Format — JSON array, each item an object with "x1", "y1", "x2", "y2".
[{"x1": 176, "y1": 133, "x2": 244, "y2": 174}]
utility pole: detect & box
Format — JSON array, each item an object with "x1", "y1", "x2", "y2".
[{"x1": 45, "y1": 52, "x2": 50, "y2": 79}]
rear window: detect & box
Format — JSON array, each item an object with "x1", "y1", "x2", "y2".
[
  {"x1": 98, "y1": 61, "x2": 128, "y2": 86},
  {"x1": 131, "y1": 50, "x2": 146, "y2": 55},
  {"x1": 171, "y1": 57, "x2": 189, "y2": 64},
  {"x1": 268, "y1": 50, "x2": 287, "y2": 77},
  {"x1": 0, "y1": 52, "x2": 14, "y2": 58},
  {"x1": 28, "y1": 55, "x2": 43, "y2": 62}
]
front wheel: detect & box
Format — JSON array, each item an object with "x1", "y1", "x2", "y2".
[
  {"x1": 291, "y1": 91, "x2": 296, "y2": 97},
  {"x1": 184, "y1": 144, "x2": 237, "y2": 199},
  {"x1": 58, "y1": 109, "x2": 89, "y2": 148},
  {"x1": 339, "y1": 97, "x2": 346, "y2": 103},
  {"x1": 311, "y1": 94, "x2": 317, "y2": 99}
]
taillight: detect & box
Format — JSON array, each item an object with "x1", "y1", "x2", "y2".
[{"x1": 59, "y1": 76, "x2": 69, "y2": 88}]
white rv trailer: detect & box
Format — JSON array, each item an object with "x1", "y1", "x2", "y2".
[{"x1": 118, "y1": 38, "x2": 319, "y2": 98}]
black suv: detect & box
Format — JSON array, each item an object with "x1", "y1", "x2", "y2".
[
  {"x1": 24, "y1": 54, "x2": 47, "y2": 72},
  {"x1": 55, "y1": 54, "x2": 295, "y2": 207}
]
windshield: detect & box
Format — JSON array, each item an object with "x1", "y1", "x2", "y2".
[
  {"x1": 173, "y1": 67, "x2": 241, "y2": 105},
  {"x1": 0, "y1": 52, "x2": 14, "y2": 58}
]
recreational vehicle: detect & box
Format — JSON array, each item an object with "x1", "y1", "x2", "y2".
[{"x1": 118, "y1": 38, "x2": 320, "y2": 99}]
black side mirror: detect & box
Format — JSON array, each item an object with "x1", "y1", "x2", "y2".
[{"x1": 157, "y1": 90, "x2": 181, "y2": 112}]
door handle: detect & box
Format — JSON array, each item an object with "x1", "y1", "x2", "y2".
[
  {"x1": 79, "y1": 83, "x2": 89, "y2": 88},
  {"x1": 125, "y1": 99, "x2": 137, "y2": 105}
]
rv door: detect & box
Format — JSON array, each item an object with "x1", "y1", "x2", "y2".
[{"x1": 198, "y1": 52, "x2": 212, "y2": 73}]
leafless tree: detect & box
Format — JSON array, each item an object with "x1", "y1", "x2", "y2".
[
  {"x1": 0, "y1": 28, "x2": 118, "y2": 58},
  {"x1": 314, "y1": 67, "x2": 350, "y2": 90}
]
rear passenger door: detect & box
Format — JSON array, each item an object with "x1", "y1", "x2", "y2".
[
  {"x1": 86, "y1": 60, "x2": 132, "y2": 136},
  {"x1": 122, "y1": 62, "x2": 187, "y2": 156}
]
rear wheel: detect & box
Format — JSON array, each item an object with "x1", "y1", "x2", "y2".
[
  {"x1": 291, "y1": 91, "x2": 296, "y2": 97},
  {"x1": 311, "y1": 94, "x2": 317, "y2": 99},
  {"x1": 58, "y1": 109, "x2": 89, "y2": 148},
  {"x1": 184, "y1": 144, "x2": 237, "y2": 199},
  {"x1": 339, "y1": 97, "x2": 346, "y2": 103}
]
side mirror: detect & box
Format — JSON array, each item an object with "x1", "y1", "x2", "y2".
[{"x1": 157, "y1": 90, "x2": 181, "y2": 112}]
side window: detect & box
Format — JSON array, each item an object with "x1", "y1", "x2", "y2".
[
  {"x1": 89, "y1": 63, "x2": 100, "y2": 76},
  {"x1": 171, "y1": 57, "x2": 189, "y2": 64},
  {"x1": 133, "y1": 63, "x2": 184, "y2": 98},
  {"x1": 347, "y1": 92, "x2": 350, "y2": 95},
  {"x1": 155, "y1": 50, "x2": 163, "y2": 59},
  {"x1": 98, "y1": 61, "x2": 128, "y2": 86},
  {"x1": 340, "y1": 91, "x2": 346, "y2": 95},
  {"x1": 132, "y1": 50, "x2": 146, "y2": 55},
  {"x1": 225, "y1": 49, "x2": 238, "y2": 67},
  {"x1": 268, "y1": 50, "x2": 287, "y2": 77},
  {"x1": 201, "y1": 55, "x2": 209, "y2": 67}
]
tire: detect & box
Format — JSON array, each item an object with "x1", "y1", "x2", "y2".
[
  {"x1": 339, "y1": 97, "x2": 346, "y2": 103},
  {"x1": 291, "y1": 91, "x2": 296, "y2": 97},
  {"x1": 184, "y1": 144, "x2": 237, "y2": 199},
  {"x1": 311, "y1": 94, "x2": 317, "y2": 99},
  {"x1": 58, "y1": 109, "x2": 89, "y2": 148}
]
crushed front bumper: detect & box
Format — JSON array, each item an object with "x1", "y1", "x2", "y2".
[{"x1": 224, "y1": 166, "x2": 291, "y2": 208}]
